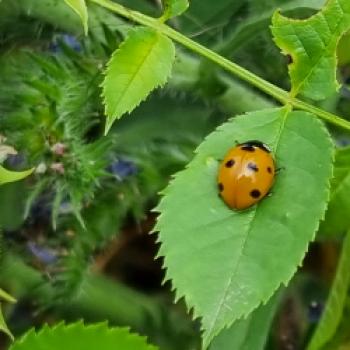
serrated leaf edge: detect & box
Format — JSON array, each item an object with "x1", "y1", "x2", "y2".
[{"x1": 12, "y1": 321, "x2": 156, "y2": 349}]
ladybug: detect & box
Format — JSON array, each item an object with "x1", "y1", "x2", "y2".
[{"x1": 217, "y1": 140, "x2": 276, "y2": 210}]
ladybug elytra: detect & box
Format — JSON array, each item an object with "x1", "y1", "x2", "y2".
[{"x1": 217, "y1": 140, "x2": 276, "y2": 210}]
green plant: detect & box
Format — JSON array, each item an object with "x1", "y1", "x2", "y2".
[
  {"x1": 1, "y1": 0, "x2": 350, "y2": 349},
  {"x1": 0, "y1": 133, "x2": 33, "y2": 340},
  {"x1": 59, "y1": 0, "x2": 350, "y2": 349}
]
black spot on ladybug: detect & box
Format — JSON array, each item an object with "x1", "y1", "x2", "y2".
[
  {"x1": 250, "y1": 189, "x2": 261, "y2": 198},
  {"x1": 267, "y1": 166, "x2": 272, "y2": 174},
  {"x1": 241, "y1": 145, "x2": 255, "y2": 152},
  {"x1": 218, "y1": 183, "x2": 224, "y2": 192},
  {"x1": 247, "y1": 162, "x2": 258, "y2": 172},
  {"x1": 225, "y1": 159, "x2": 235, "y2": 168}
]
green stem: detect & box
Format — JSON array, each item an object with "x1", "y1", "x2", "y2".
[
  {"x1": 90, "y1": 0, "x2": 350, "y2": 131},
  {"x1": 293, "y1": 99, "x2": 350, "y2": 130}
]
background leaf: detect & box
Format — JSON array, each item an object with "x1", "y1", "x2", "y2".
[
  {"x1": 64, "y1": 0, "x2": 88, "y2": 35},
  {"x1": 307, "y1": 232, "x2": 350, "y2": 350},
  {"x1": 320, "y1": 146, "x2": 350, "y2": 235},
  {"x1": 0, "y1": 261, "x2": 15, "y2": 340},
  {"x1": 209, "y1": 290, "x2": 281, "y2": 350},
  {"x1": 176, "y1": 0, "x2": 244, "y2": 44},
  {"x1": 102, "y1": 27, "x2": 175, "y2": 133},
  {"x1": 155, "y1": 107, "x2": 333, "y2": 347},
  {"x1": 0, "y1": 304, "x2": 13, "y2": 340},
  {"x1": 271, "y1": 0, "x2": 350, "y2": 100},
  {"x1": 0, "y1": 166, "x2": 33, "y2": 186},
  {"x1": 217, "y1": 0, "x2": 325, "y2": 57},
  {"x1": 0, "y1": 288, "x2": 16, "y2": 304},
  {"x1": 10, "y1": 322, "x2": 158, "y2": 350},
  {"x1": 162, "y1": 0, "x2": 189, "y2": 20}
]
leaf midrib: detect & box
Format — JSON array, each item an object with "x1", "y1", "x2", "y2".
[{"x1": 205, "y1": 109, "x2": 289, "y2": 341}]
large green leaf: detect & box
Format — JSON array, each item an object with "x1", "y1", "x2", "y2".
[
  {"x1": 155, "y1": 107, "x2": 333, "y2": 347},
  {"x1": 0, "y1": 166, "x2": 33, "y2": 186},
  {"x1": 307, "y1": 232, "x2": 350, "y2": 350},
  {"x1": 209, "y1": 291, "x2": 280, "y2": 350},
  {"x1": 102, "y1": 27, "x2": 175, "y2": 134},
  {"x1": 271, "y1": 0, "x2": 350, "y2": 100},
  {"x1": 162, "y1": 0, "x2": 189, "y2": 20},
  {"x1": 320, "y1": 147, "x2": 350, "y2": 235},
  {"x1": 10, "y1": 323, "x2": 158, "y2": 350},
  {"x1": 64, "y1": 0, "x2": 88, "y2": 35}
]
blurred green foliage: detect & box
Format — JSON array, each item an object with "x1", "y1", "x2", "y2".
[{"x1": 0, "y1": 0, "x2": 350, "y2": 349}]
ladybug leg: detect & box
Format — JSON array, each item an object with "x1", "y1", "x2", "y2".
[{"x1": 275, "y1": 166, "x2": 285, "y2": 174}]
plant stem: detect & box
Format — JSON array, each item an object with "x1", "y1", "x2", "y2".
[{"x1": 90, "y1": 0, "x2": 350, "y2": 132}]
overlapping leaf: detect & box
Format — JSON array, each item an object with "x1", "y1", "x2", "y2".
[
  {"x1": 155, "y1": 107, "x2": 333, "y2": 347},
  {"x1": 162, "y1": 0, "x2": 189, "y2": 20},
  {"x1": 271, "y1": 0, "x2": 350, "y2": 100},
  {"x1": 209, "y1": 291, "x2": 280, "y2": 350},
  {"x1": 307, "y1": 232, "x2": 350, "y2": 350},
  {"x1": 64, "y1": 0, "x2": 88, "y2": 35},
  {"x1": 0, "y1": 166, "x2": 33, "y2": 186},
  {"x1": 102, "y1": 27, "x2": 175, "y2": 134},
  {"x1": 10, "y1": 322, "x2": 158, "y2": 350},
  {"x1": 320, "y1": 146, "x2": 350, "y2": 235}
]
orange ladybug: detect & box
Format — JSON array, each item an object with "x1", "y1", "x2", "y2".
[{"x1": 217, "y1": 140, "x2": 276, "y2": 210}]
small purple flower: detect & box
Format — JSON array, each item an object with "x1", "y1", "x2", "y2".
[
  {"x1": 5, "y1": 153, "x2": 25, "y2": 169},
  {"x1": 336, "y1": 136, "x2": 350, "y2": 147},
  {"x1": 49, "y1": 34, "x2": 82, "y2": 53},
  {"x1": 108, "y1": 159, "x2": 138, "y2": 180},
  {"x1": 28, "y1": 195, "x2": 52, "y2": 224},
  {"x1": 27, "y1": 242, "x2": 57, "y2": 265}
]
